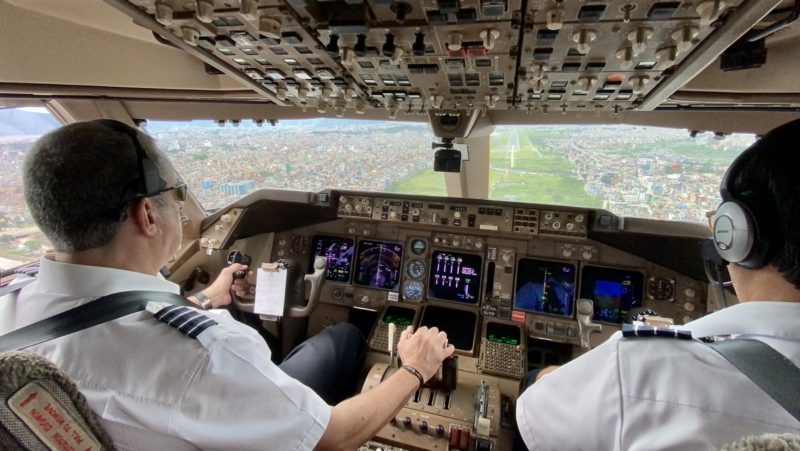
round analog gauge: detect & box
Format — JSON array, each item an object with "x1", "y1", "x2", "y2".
[
  {"x1": 402, "y1": 280, "x2": 424, "y2": 302},
  {"x1": 410, "y1": 239, "x2": 427, "y2": 255},
  {"x1": 647, "y1": 277, "x2": 675, "y2": 301},
  {"x1": 406, "y1": 259, "x2": 426, "y2": 279}
]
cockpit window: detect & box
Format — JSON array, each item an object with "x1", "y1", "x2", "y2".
[
  {"x1": 145, "y1": 119, "x2": 445, "y2": 210},
  {"x1": 0, "y1": 107, "x2": 60, "y2": 269},
  {"x1": 489, "y1": 125, "x2": 756, "y2": 223}
]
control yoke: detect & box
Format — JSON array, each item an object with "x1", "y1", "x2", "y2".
[
  {"x1": 289, "y1": 256, "x2": 327, "y2": 317},
  {"x1": 576, "y1": 299, "x2": 602, "y2": 351}
]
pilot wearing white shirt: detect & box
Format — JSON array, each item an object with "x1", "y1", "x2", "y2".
[
  {"x1": 516, "y1": 118, "x2": 800, "y2": 450},
  {"x1": 1, "y1": 119, "x2": 456, "y2": 450}
]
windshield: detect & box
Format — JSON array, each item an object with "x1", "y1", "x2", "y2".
[
  {"x1": 0, "y1": 107, "x2": 59, "y2": 270},
  {"x1": 146, "y1": 119, "x2": 445, "y2": 210},
  {"x1": 489, "y1": 125, "x2": 755, "y2": 223}
]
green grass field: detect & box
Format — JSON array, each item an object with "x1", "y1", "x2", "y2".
[
  {"x1": 390, "y1": 169, "x2": 447, "y2": 196},
  {"x1": 489, "y1": 128, "x2": 602, "y2": 207}
]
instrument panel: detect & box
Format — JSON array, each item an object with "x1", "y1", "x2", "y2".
[
  {"x1": 200, "y1": 189, "x2": 709, "y2": 450},
  {"x1": 260, "y1": 190, "x2": 708, "y2": 352}
]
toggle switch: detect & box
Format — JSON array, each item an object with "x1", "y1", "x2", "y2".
[
  {"x1": 546, "y1": 7, "x2": 565, "y2": 30},
  {"x1": 155, "y1": 2, "x2": 174, "y2": 25},
  {"x1": 572, "y1": 29, "x2": 597, "y2": 54},
  {"x1": 627, "y1": 27, "x2": 653, "y2": 56},
  {"x1": 480, "y1": 29, "x2": 500, "y2": 50},
  {"x1": 195, "y1": 0, "x2": 214, "y2": 23}
]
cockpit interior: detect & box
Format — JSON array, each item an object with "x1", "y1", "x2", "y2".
[{"x1": 2, "y1": 0, "x2": 800, "y2": 449}]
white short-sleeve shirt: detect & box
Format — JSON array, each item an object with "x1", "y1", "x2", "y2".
[
  {"x1": 516, "y1": 301, "x2": 800, "y2": 450},
  {"x1": 0, "y1": 257, "x2": 331, "y2": 450}
]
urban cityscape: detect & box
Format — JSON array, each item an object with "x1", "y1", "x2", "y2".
[{"x1": 0, "y1": 110, "x2": 754, "y2": 269}]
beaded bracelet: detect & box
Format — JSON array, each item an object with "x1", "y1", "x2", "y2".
[{"x1": 400, "y1": 365, "x2": 425, "y2": 389}]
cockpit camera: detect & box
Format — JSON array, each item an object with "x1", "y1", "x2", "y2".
[{"x1": 432, "y1": 138, "x2": 461, "y2": 173}]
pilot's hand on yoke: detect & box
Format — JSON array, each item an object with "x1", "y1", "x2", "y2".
[
  {"x1": 196, "y1": 263, "x2": 249, "y2": 308},
  {"x1": 397, "y1": 326, "x2": 456, "y2": 382}
]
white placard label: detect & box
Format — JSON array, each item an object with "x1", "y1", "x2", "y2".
[{"x1": 254, "y1": 267, "x2": 287, "y2": 317}]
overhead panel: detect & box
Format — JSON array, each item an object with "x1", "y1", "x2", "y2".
[{"x1": 113, "y1": 0, "x2": 753, "y2": 116}]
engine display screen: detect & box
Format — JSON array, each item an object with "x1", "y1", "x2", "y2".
[
  {"x1": 427, "y1": 251, "x2": 482, "y2": 304},
  {"x1": 354, "y1": 240, "x2": 403, "y2": 291},
  {"x1": 580, "y1": 266, "x2": 644, "y2": 324},
  {"x1": 514, "y1": 258, "x2": 577, "y2": 317},
  {"x1": 310, "y1": 235, "x2": 354, "y2": 283}
]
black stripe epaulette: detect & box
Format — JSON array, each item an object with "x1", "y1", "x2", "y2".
[
  {"x1": 152, "y1": 305, "x2": 218, "y2": 338},
  {"x1": 622, "y1": 324, "x2": 693, "y2": 340}
]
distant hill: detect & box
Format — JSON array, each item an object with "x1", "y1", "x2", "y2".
[{"x1": 0, "y1": 108, "x2": 60, "y2": 136}]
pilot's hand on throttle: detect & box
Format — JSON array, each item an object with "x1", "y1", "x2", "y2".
[
  {"x1": 203, "y1": 263, "x2": 248, "y2": 307},
  {"x1": 397, "y1": 326, "x2": 455, "y2": 382}
]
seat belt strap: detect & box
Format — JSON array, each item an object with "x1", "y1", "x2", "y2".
[
  {"x1": 706, "y1": 339, "x2": 800, "y2": 423},
  {"x1": 0, "y1": 291, "x2": 193, "y2": 352}
]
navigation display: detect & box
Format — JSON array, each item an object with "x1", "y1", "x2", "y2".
[
  {"x1": 514, "y1": 258, "x2": 576, "y2": 317},
  {"x1": 310, "y1": 235, "x2": 354, "y2": 283},
  {"x1": 354, "y1": 240, "x2": 403, "y2": 291},
  {"x1": 580, "y1": 266, "x2": 644, "y2": 324},
  {"x1": 427, "y1": 251, "x2": 482, "y2": 304}
]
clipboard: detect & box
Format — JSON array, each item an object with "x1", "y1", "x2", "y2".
[{"x1": 254, "y1": 262, "x2": 288, "y2": 320}]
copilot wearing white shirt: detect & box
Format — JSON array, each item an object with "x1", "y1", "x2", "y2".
[{"x1": 515, "y1": 301, "x2": 800, "y2": 450}]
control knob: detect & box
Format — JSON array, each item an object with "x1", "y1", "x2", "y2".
[
  {"x1": 419, "y1": 420, "x2": 428, "y2": 434},
  {"x1": 454, "y1": 211, "x2": 462, "y2": 219}
]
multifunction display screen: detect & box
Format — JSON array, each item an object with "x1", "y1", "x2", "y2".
[
  {"x1": 419, "y1": 305, "x2": 477, "y2": 351},
  {"x1": 427, "y1": 251, "x2": 482, "y2": 304},
  {"x1": 486, "y1": 322, "x2": 521, "y2": 346},
  {"x1": 309, "y1": 235, "x2": 354, "y2": 283},
  {"x1": 354, "y1": 240, "x2": 403, "y2": 291},
  {"x1": 580, "y1": 266, "x2": 644, "y2": 324},
  {"x1": 382, "y1": 306, "x2": 415, "y2": 327},
  {"x1": 514, "y1": 258, "x2": 577, "y2": 317}
]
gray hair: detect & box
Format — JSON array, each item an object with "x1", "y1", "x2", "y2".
[
  {"x1": 23, "y1": 121, "x2": 166, "y2": 252},
  {"x1": 720, "y1": 433, "x2": 800, "y2": 451}
]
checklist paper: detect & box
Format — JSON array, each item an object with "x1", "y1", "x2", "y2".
[{"x1": 254, "y1": 266, "x2": 287, "y2": 317}]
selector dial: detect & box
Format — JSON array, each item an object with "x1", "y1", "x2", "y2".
[
  {"x1": 406, "y1": 259, "x2": 426, "y2": 279},
  {"x1": 647, "y1": 277, "x2": 675, "y2": 301},
  {"x1": 402, "y1": 280, "x2": 424, "y2": 301}
]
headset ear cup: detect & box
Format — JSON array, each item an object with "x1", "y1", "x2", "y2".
[
  {"x1": 712, "y1": 200, "x2": 754, "y2": 264},
  {"x1": 713, "y1": 199, "x2": 770, "y2": 268}
]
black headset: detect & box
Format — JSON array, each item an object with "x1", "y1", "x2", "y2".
[
  {"x1": 710, "y1": 134, "x2": 773, "y2": 269},
  {"x1": 93, "y1": 119, "x2": 167, "y2": 204}
]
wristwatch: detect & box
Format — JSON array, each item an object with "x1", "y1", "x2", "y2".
[{"x1": 195, "y1": 291, "x2": 213, "y2": 310}]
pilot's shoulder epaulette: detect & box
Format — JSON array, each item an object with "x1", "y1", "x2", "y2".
[
  {"x1": 622, "y1": 323, "x2": 693, "y2": 340},
  {"x1": 147, "y1": 303, "x2": 218, "y2": 339}
]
